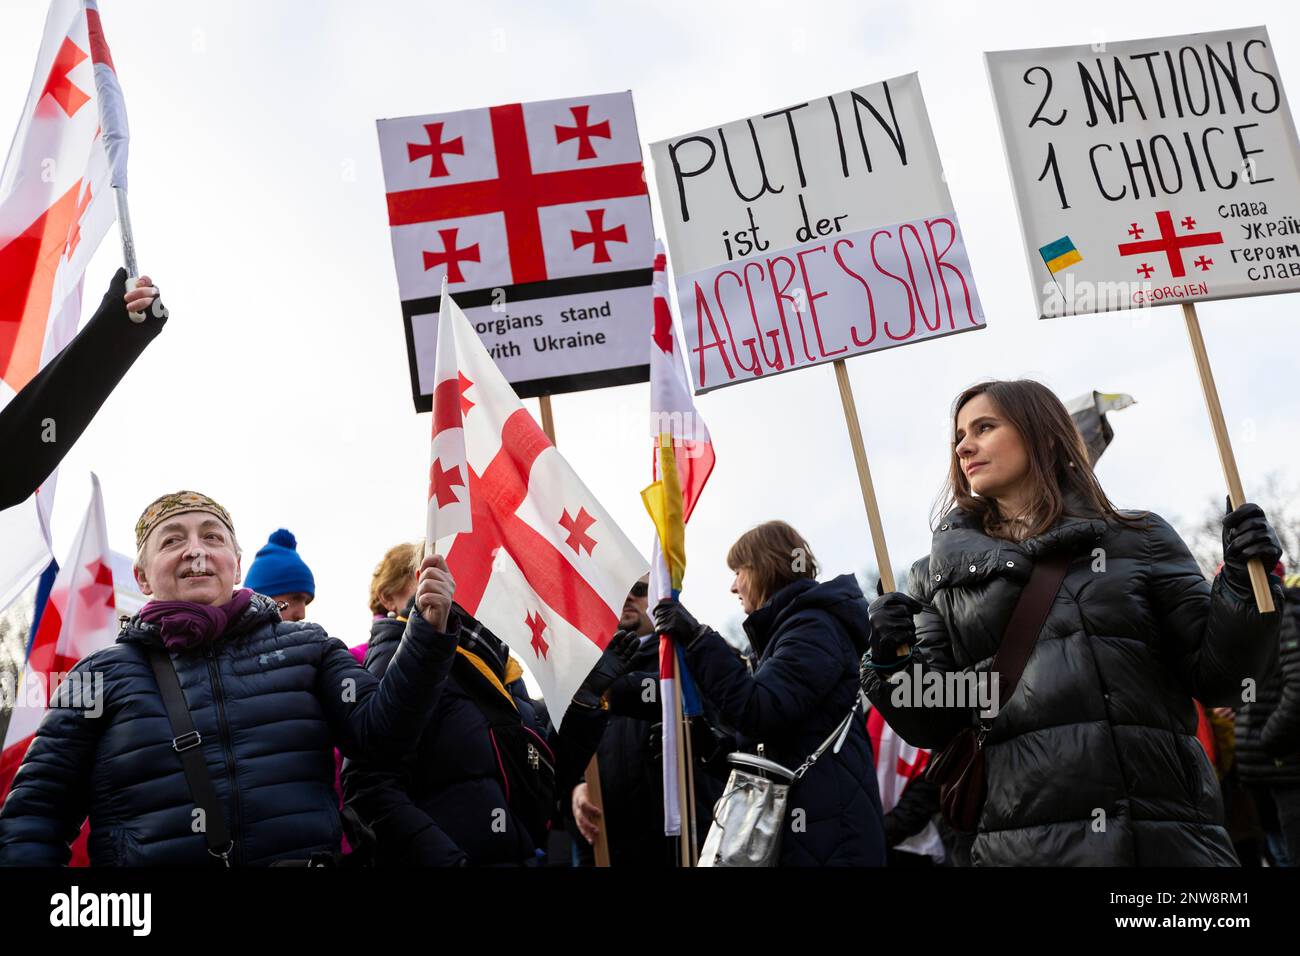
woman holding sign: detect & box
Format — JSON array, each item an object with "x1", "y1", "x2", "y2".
[
  {"x1": 655, "y1": 521, "x2": 887, "y2": 867},
  {"x1": 860, "y1": 379, "x2": 1283, "y2": 866}
]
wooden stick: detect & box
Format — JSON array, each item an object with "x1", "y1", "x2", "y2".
[
  {"x1": 675, "y1": 685, "x2": 692, "y2": 867},
  {"x1": 1181, "y1": 304, "x2": 1275, "y2": 613},
  {"x1": 539, "y1": 393, "x2": 556, "y2": 446},
  {"x1": 537, "y1": 395, "x2": 613, "y2": 866},
  {"x1": 833, "y1": 360, "x2": 896, "y2": 593},
  {"x1": 682, "y1": 714, "x2": 700, "y2": 867}
]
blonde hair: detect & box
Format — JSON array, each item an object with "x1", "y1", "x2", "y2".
[
  {"x1": 369, "y1": 542, "x2": 421, "y2": 616},
  {"x1": 726, "y1": 521, "x2": 818, "y2": 610}
]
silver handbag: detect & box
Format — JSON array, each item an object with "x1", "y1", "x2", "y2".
[{"x1": 698, "y1": 696, "x2": 861, "y2": 868}]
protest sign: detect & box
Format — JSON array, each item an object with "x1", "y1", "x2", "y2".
[
  {"x1": 989, "y1": 28, "x2": 1286, "y2": 611},
  {"x1": 987, "y1": 26, "x2": 1300, "y2": 317},
  {"x1": 379, "y1": 91, "x2": 654, "y2": 410},
  {"x1": 651, "y1": 73, "x2": 985, "y2": 395}
]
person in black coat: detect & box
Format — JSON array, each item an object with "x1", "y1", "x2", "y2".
[
  {"x1": 655, "y1": 521, "x2": 887, "y2": 867},
  {"x1": 860, "y1": 379, "x2": 1284, "y2": 866},
  {"x1": 1234, "y1": 571, "x2": 1300, "y2": 865},
  {"x1": 568, "y1": 577, "x2": 726, "y2": 866},
  {"x1": 342, "y1": 548, "x2": 640, "y2": 866},
  {"x1": 0, "y1": 269, "x2": 164, "y2": 511},
  {"x1": 0, "y1": 491, "x2": 459, "y2": 866}
]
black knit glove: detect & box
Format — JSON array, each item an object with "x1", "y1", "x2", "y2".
[
  {"x1": 1221, "y1": 499, "x2": 1282, "y2": 599},
  {"x1": 866, "y1": 592, "x2": 922, "y2": 667},
  {"x1": 652, "y1": 599, "x2": 708, "y2": 649},
  {"x1": 572, "y1": 630, "x2": 640, "y2": 710}
]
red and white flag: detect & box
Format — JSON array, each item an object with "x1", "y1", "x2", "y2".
[
  {"x1": 646, "y1": 242, "x2": 715, "y2": 836},
  {"x1": 0, "y1": 0, "x2": 129, "y2": 609},
  {"x1": 427, "y1": 291, "x2": 648, "y2": 719},
  {"x1": 866, "y1": 705, "x2": 944, "y2": 860},
  {"x1": 0, "y1": 473, "x2": 118, "y2": 807}
]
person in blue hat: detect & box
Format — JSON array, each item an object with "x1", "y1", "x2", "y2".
[{"x1": 245, "y1": 528, "x2": 316, "y2": 621}]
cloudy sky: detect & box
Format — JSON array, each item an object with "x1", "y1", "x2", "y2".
[{"x1": 2, "y1": 0, "x2": 1296, "y2": 654}]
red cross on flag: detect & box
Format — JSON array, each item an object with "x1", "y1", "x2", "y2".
[
  {"x1": 1, "y1": 473, "x2": 118, "y2": 808},
  {"x1": 378, "y1": 92, "x2": 655, "y2": 412},
  {"x1": 1, "y1": 0, "x2": 130, "y2": 611},
  {"x1": 427, "y1": 290, "x2": 648, "y2": 720}
]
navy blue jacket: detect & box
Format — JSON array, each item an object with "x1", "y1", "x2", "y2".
[
  {"x1": 0, "y1": 594, "x2": 457, "y2": 866},
  {"x1": 342, "y1": 605, "x2": 606, "y2": 866},
  {"x1": 683, "y1": 574, "x2": 886, "y2": 866}
]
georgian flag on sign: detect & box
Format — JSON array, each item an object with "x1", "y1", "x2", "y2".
[
  {"x1": 378, "y1": 92, "x2": 655, "y2": 410},
  {"x1": 427, "y1": 290, "x2": 648, "y2": 720}
]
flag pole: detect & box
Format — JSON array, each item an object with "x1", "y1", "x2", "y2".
[
  {"x1": 538, "y1": 394, "x2": 613, "y2": 867},
  {"x1": 682, "y1": 711, "x2": 700, "y2": 866},
  {"x1": 833, "y1": 360, "x2": 896, "y2": 592},
  {"x1": 675, "y1": 682, "x2": 692, "y2": 866},
  {"x1": 113, "y1": 187, "x2": 146, "y2": 323},
  {"x1": 1182, "y1": 304, "x2": 1275, "y2": 613}
]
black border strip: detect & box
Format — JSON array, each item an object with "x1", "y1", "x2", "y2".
[{"x1": 400, "y1": 268, "x2": 653, "y2": 317}]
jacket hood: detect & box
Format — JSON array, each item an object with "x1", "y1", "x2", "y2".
[
  {"x1": 744, "y1": 573, "x2": 870, "y2": 658},
  {"x1": 117, "y1": 591, "x2": 283, "y2": 648}
]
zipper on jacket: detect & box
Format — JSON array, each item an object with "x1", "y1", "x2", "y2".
[{"x1": 207, "y1": 649, "x2": 243, "y2": 866}]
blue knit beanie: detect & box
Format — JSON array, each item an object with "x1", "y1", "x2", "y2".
[{"x1": 244, "y1": 529, "x2": 315, "y2": 599}]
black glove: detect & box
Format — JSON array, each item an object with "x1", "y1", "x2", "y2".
[
  {"x1": 1221, "y1": 499, "x2": 1283, "y2": 599},
  {"x1": 102, "y1": 267, "x2": 167, "y2": 324},
  {"x1": 572, "y1": 630, "x2": 640, "y2": 710},
  {"x1": 866, "y1": 591, "x2": 923, "y2": 666},
  {"x1": 653, "y1": 599, "x2": 707, "y2": 648}
]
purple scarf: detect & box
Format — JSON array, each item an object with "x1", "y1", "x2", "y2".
[{"x1": 139, "y1": 588, "x2": 255, "y2": 651}]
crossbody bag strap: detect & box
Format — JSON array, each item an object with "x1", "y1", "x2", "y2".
[
  {"x1": 145, "y1": 646, "x2": 234, "y2": 866},
  {"x1": 792, "y1": 695, "x2": 862, "y2": 780},
  {"x1": 990, "y1": 551, "x2": 1073, "y2": 710}
]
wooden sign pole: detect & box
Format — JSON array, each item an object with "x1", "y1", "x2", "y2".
[
  {"x1": 538, "y1": 394, "x2": 614, "y2": 867},
  {"x1": 1181, "y1": 305, "x2": 1275, "y2": 613},
  {"x1": 833, "y1": 360, "x2": 896, "y2": 593}
]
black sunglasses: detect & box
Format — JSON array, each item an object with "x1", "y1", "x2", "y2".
[{"x1": 630, "y1": 581, "x2": 649, "y2": 598}]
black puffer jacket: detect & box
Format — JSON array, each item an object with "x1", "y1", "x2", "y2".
[
  {"x1": 684, "y1": 574, "x2": 886, "y2": 866},
  {"x1": 0, "y1": 594, "x2": 457, "y2": 866},
  {"x1": 1235, "y1": 578, "x2": 1300, "y2": 786},
  {"x1": 342, "y1": 605, "x2": 606, "y2": 866},
  {"x1": 862, "y1": 503, "x2": 1282, "y2": 866}
]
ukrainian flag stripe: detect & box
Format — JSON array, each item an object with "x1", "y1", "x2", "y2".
[
  {"x1": 1038, "y1": 236, "x2": 1076, "y2": 262},
  {"x1": 1045, "y1": 249, "x2": 1082, "y2": 273}
]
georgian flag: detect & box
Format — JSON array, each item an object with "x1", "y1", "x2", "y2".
[
  {"x1": 427, "y1": 291, "x2": 648, "y2": 720},
  {"x1": 0, "y1": 0, "x2": 129, "y2": 611},
  {"x1": 1, "y1": 474, "x2": 118, "y2": 808},
  {"x1": 866, "y1": 705, "x2": 944, "y2": 861}
]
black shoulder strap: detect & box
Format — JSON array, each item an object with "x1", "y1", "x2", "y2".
[
  {"x1": 992, "y1": 552, "x2": 1072, "y2": 709},
  {"x1": 145, "y1": 646, "x2": 234, "y2": 866}
]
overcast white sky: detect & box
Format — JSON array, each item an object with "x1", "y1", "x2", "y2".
[{"x1": 2, "y1": 0, "x2": 1296, "y2": 651}]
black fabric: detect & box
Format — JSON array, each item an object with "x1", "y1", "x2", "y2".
[
  {"x1": 573, "y1": 637, "x2": 725, "y2": 867},
  {"x1": 0, "y1": 594, "x2": 458, "y2": 866},
  {"x1": 342, "y1": 604, "x2": 607, "y2": 867},
  {"x1": 0, "y1": 269, "x2": 165, "y2": 510},
  {"x1": 682, "y1": 573, "x2": 887, "y2": 866},
  {"x1": 884, "y1": 775, "x2": 941, "y2": 849},
  {"x1": 862, "y1": 499, "x2": 1283, "y2": 866},
  {"x1": 1236, "y1": 583, "x2": 1300, "y2": 787}
]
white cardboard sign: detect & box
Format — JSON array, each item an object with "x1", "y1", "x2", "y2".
[
  {"x1": 651, "y1": 73, "x2": 985, "y2": 394},
  {"x1": 378, "y1": 91, "x2": 655, "y2": 410},
  {"x1": 987, "y1": 26, "x2": 1300, "y2": 318}
]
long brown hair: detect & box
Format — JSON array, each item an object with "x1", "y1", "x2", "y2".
[
  {"x1": 726, "y1": 521, "x2": 818, "y2": 609},
  {"x1": 934, "y1": 380, "x2": 1137, "y2": 540}
]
